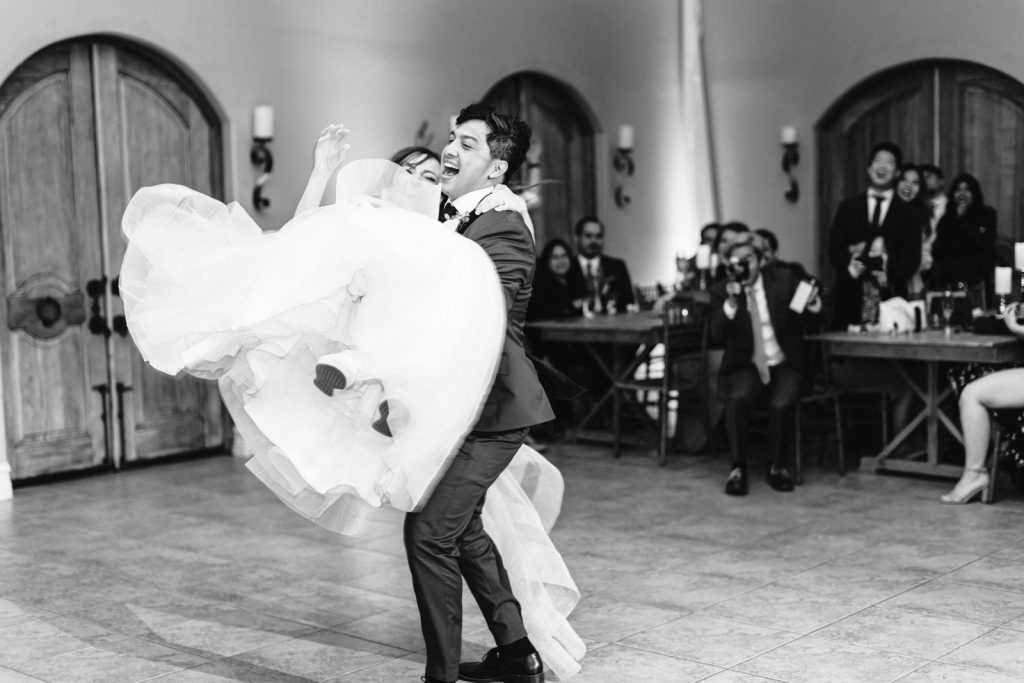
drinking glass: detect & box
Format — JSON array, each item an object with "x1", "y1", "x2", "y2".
[{"x1": 941, "y1": 289, "x2": 955, "y2": 335}]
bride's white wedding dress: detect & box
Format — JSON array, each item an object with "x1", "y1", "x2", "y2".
[{"x1": 119, "y1": 159, "x2": 584, "y2": 679}]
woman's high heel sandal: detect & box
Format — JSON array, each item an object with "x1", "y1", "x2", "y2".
[{"x1": 940, "y1": 467, "x2": 990, "y2": 504}]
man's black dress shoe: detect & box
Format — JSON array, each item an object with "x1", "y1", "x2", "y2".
[
  {"x1": 421, "y1": 676, "x2": 454, "y2": 683},
  {"x1": 724, "y1": 465, "x2": 748, "y2": 496},
  {"x1": 767, "y1": 464, "x2": 795, "y2": 492},
  {"x1": 458, "y1": 648, "x2": 544, "y2": 683}
]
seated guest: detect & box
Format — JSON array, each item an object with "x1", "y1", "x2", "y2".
[
  {"x1": 944, "y1": 302, "x2": 1024, "y2": 503},
  {"x1": 570, "y1": 215, "x2": 635, "y2": 313},
  {"x1": 755, "y1": 227, "x2": 808, "y2": 280},
  {"x1": 528, "y1": 237, "x2": 584, "y2": 321},
  {"x1": 931, "y1": 172, "x2": 998, "y2": 305},
  {"x1": 710, "y1": 221, "x2": 750, "y2": 283},
  {"x1": 709, "y1": 232, "x2": 822, "y2": 495}
]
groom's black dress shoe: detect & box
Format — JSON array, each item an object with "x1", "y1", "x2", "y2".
[
  {"x1": 458, "y1": 648, "x2": 544, "y2": 683},
  {"x1": 724, "y1": 464, "x2": 748, "y2": 496}
]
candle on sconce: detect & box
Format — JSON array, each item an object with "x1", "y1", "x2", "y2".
[
  {"x1": 1015, "y1": 242, "x2": 1024, "y2": 270},
  {"x1": 695, "y1": 244, "x2": 712, "y2": 270},
  {"x1": 995, "y1": 266, "x2": 1013, "y2": 295},
  {"x1": 781, "y1": 125, "x2": 798, "y2": 145},
  {"x1": 617, "y1": 124, "x2": 634, "y2": 150},
  {"x1": 253, "y1": 105, "x2": 274, "y2": 139}
]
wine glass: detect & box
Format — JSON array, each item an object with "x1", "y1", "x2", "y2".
[{"x1": 941, "y1": 289, "x2": 955, "y2": 335}]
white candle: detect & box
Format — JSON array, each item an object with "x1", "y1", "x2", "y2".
[
  {"x1": 996, "y1": 266, "x2": 1013, "y2": 295},
  {"x1": 617, "y1": 124, "x2": 634, "y2": 150},
  {"x1": 695, "y1": 244, "x2": 712, "y2": 269},
  {"x1": 1015, "y1": 242, "x2": 1024, "y2": 270},
  {"x1": 781, "y1": 125, "x2": 798, "y2": 145},
  {"x1": 252, "y1": 105, "x2": 274, "y2": 139}
]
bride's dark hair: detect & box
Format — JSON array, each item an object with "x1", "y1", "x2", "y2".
[
  {"x1": 455, "y1": 102, "x2": 532, "y2": 179},
  {"x1": 390, "y1": 146, "x2": 440, "y2": 168}
]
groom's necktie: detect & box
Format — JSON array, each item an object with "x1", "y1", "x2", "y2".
[{"x1": 746, "y1": 287, "x2": 770, "y2": 385}]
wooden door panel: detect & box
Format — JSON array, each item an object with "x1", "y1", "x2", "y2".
[
  {"x1": 98, "y1": 44, "x2": 223, "y2": 463},
  {"x1": 0, "y1": 44, "x2": 107, "y2": 478},
  {"x1": 483, "y1": 73, "x2": 596, "y2": 249}
]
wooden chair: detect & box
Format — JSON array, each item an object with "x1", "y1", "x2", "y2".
[
  {"x1": 633, "y1": 283, "x2": 667, "y2": 311},
  {"x1": 984, "y1": 414, "x2": 1024, "y2": 503},
  {"x1": 793, "y1": 339, "x2": 893, "y2": 484},
  {"x1": 612, "y1": 298, "x2": 713, "y2": 465}
]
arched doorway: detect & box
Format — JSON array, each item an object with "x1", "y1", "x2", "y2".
[
  {"x1": 482, "y1": 72, "x2": 597, "y2": 248},
  {"x1": 0, "y1": 36, "x2": 225, "y2": 480},
  {"x1": 817, "y1": 60, "x2": 1024, "y2": 278}
]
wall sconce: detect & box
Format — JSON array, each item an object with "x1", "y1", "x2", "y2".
[
  {"x1": 781, "y1": 125, "x2": 799, "y2": 203},
  {"x1": 613, "y1": 124, "x2": 634, "y2": 208},
  {"x1": 251, "y1": 105, "x2": 274, "y2": 212}
]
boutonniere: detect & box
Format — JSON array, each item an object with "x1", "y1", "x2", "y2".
[{"x1": 451, "y1": 210, "x2": 473, "y2": 232}]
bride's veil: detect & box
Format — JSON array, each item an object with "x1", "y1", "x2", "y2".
[{"x1": 334, "y1": 159, "x2": 440, "y2": 218}]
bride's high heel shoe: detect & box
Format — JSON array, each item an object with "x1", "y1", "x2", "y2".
[
  {"x1": 940, "y1": 467, "x2": 990, "y2": 504},
  {"x1": 314, "y1": 350, "x2": 365, "y2": 396}
]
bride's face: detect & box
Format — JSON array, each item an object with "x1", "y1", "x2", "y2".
[{"x1": 403, "y1": 158, "x2": 441, "y2": 185}]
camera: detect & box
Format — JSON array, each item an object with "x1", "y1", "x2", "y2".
[
  {"x1": 725, "y1": 257, "x2": 751, "y2": 283},
  {"x1": 857, "y1": 255, "x2": 885, "y2": 273}
]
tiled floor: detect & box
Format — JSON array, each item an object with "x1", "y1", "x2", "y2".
[{"x1": 1, "y1": 443, "x2": 1023, "y2": 682}]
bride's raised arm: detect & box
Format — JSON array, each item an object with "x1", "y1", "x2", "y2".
[{"x1": 293, "y1": 124, "x2": 350, "y2": 218}]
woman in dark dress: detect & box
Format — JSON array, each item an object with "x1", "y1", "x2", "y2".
[
  {"x1": 527, "y1": 238, "x2": 584, "y2": 322},
  {"x1": 930, "y1": 173, "x2": 997, "y2": 303}
]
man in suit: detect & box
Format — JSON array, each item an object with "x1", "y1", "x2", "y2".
[
  {"x1": 405, "y1": 103, "x2": 552, "y2": 683},
  {"x1": 570, "y1": 215, "x2": 634, "y2": 313},
  {"x1": 755, "y1": 227, "x2": 809, "y2": 280},
  {"x1": 710, "y1": 232, "x2": 821, "y2": 495},
  {"x1": 827, "y1": 141, "x2": 922, "y2": 330}
]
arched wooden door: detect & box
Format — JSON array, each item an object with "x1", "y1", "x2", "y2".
[
  {"x1": 817, "y1": 60, "x2": 1024, "y2": 278},
  {"x1": 0, "y1": 37, "x2": 224, "y2": 479},
  {"x1": 482, "y1": 72, "x2": 597, "y2": 248}
]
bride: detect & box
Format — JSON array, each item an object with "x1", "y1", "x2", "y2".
[{"x1": 119, "y1": 124, "x2": 584, "y2": 679}]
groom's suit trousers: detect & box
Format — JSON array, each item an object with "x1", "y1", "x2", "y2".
[{"x1": 404, "y1": 428, "x2": 528, "y2": 682}]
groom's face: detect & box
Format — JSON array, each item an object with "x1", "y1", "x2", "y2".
[{"x1": 440, "y1": 119, "x2": 505, "y2": 200}]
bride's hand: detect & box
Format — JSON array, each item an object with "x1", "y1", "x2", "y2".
[
  {"x1": 477, "y1": 184, "x2": 527, "y2": 215},
  {"x1": 313, "y1": 124, "x2": 350, "y2": 174}
]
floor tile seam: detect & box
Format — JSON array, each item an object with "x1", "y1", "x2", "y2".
[
  {"x1": 882, "y1": 601, "x2": 1017, "y2": 629},
  {"x1": 808, "y1": 612, "x2": 1000, "y2": 662},
  {"x1": 597, "y1": 639, "x2": 729, "y2": 670},
  {"x1": 324, "y1": 622, "x2": 423, "y2": 655},
  {"x1": 933, "y1": 575, "x2": 1024, "y2": 596},
  {"x1": 930, "y1": 649, "x2": 1024, "y2": 679},
  {"x1": 602, "y1": 609, "x2": 694, "y2": 644},
  {"x1": 0, "y1": 664, "x2": 46, "y2": 682}
]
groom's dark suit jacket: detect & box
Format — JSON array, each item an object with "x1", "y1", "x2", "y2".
[{"x1": 458, "y1": 210, "x2": 555, "y2": 432}]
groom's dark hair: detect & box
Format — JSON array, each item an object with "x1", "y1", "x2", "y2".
[{"x1": 455, "y1": 102, "x2": 532, "y2": 180}]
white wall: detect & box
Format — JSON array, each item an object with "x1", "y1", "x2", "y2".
[
  {"x1": 0, "y1": 0, "x2": 685, "y2": 284},
  {"x1": 703, "y1": 0, "x2": 1024, "y2": 276}
]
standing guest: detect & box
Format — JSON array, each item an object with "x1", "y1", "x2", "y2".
[
  {"x1": 528, "y1": 237, "x2": 584, "y2": 321},
  {"x1": 827, "y1": 141, "x2": 921, "y2": 329},
  {"x1": 896, "y1": 162, "x2": 934, "y2": 297},
  {"x1": 943, "y1": 301, "x2": 1024, "y2": 503},
  {"x1": 919, "y1": 163, "x2": 948, "y2": 234},
  {"x1": 710, "y1": 232, "x2": 822, "y2": 495},
  {"x1": 570, "y1": 215, "x2": 634, "y2": 313},
  {"x1": 931, "y1": 172, "x2": 998, "y2": 303}
]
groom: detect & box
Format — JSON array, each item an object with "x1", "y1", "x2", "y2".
[{"x1": 405, "y1": 102, "x2": 553, "y2": 683}]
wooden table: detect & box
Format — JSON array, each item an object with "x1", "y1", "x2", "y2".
[
  {"x1": 814, "y1": 330, "x2": 1024, "y2": 478},
  {"x1": 527, "y1": 310, "x2": 704, "y2": 446}
]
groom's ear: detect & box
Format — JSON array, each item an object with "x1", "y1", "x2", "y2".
[{"x1": 487, "y1": 159, "x2": 508, "y2": 180}]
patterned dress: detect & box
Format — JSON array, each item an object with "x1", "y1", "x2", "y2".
[{"x1": 949, "y1": 363, "x2": 1024, "y2": 468}]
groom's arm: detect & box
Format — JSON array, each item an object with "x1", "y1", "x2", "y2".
[{"x1": 463, "y1": 212, "x2": 534, "y2": 314}]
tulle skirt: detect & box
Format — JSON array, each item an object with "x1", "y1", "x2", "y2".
[{"x1": 119, "y1": 164, "x2": 584, "y2": 678}]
